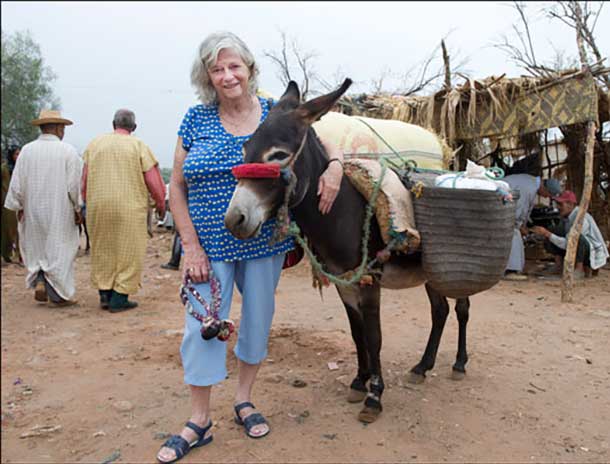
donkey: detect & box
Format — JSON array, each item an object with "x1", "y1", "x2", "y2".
[{"x1": 224, "y1": 79, "x2": 471, "y2": 423}]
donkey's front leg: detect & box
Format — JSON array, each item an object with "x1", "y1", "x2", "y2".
[
  {"x1": 409, "y1": 283, "x2": 450, "y2": 384},
  {"x1": 337, "y1": 286, "x2": 370, "y2": 403},
  {"x1": 357, "y1": 284, "x2": 384, "y2": 423},
  {"x1": 451, "y1": 297, "x2": 470, "y2": 380}
]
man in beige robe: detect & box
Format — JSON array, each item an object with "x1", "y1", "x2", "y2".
[{"x1": 82, "y1": 109, "x2": 165, "y2": 312}]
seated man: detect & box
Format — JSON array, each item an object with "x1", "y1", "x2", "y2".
[{"x1": 531, "y1": 190, "x2": 609, "y2": 279}]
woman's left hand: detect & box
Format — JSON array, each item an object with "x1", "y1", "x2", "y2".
[{"x1": 317, "y1": 161, "x2": 343, "y2": 215}]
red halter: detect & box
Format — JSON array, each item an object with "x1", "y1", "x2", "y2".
[{"x1": 231, "y1": 163, "x2": 281, "y2": 179}]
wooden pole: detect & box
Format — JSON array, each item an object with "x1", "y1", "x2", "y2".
[
  {"x1": 561, "y1": 119, "x2": 596, "y2": 302},
  {"x1": 561, "y1": 1, "x2": 596, "y2": 303},
  {"x1": 441, "y1": 39, "x2": 451, "y2": 90},
  {"x1": 440, "y1": 39, "x2": 458, "y2": 170}
]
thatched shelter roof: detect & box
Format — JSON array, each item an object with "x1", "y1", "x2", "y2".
[{"x1": 340, "y1": 66, "x2": 610, "y2": 144}]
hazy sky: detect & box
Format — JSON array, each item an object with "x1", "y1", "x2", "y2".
[{"x1": 2, "y1": 1, "x2": 608, "y2": 167}]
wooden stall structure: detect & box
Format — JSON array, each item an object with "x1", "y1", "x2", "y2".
[{"x1": 339, "y1": 66, "x2": 610, "y2": 301}]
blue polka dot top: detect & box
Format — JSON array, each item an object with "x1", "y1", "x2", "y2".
[{"x1": 178, "y1": 96, "x2": 294, "y2": 262}]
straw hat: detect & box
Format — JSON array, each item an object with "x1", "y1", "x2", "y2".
[{"x1": 31, "y1": 109, "x2": 73, "y2": 126}]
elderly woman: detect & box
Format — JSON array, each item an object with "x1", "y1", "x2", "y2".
[{"x1": 157, "y1": 31, "x2": 344, "y2": 463}]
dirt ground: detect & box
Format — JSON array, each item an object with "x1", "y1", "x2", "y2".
[{"x1": 1, "y1": 228, "x2": 609, "y2": 463}]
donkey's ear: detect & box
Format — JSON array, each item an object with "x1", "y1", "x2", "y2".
[
  {"x1": 295, "y1": 78, "x2": 352, "y2": 124},
  {"x1": 277, "y1": 81, "x2": 301, "y2": 108}
]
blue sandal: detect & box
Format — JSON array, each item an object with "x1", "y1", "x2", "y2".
[
  {"x1": 157, "y1": 420, "x2": 213, "y2": 464},
  {"x1": 234, "y1": 402, "x2": 270, "y2": 439}
]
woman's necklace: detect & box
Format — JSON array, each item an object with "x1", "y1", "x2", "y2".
[{"x1": 219, "y1": 98, "x2": 260, "y2": 131}]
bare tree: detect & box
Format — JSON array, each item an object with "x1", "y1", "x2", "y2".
[
  {"x1": 397, "y1": 42, "x2": 446, "y2": 95},
  {"x1": 493, "y1": 1, "x2": 566, "y2": 77},
  {"x1": 546, "y1": 1, "x2": 609, "y2": 88},
  {"x1": 547, "y1": 43, "x2": 580, "y2": 70},
  {"x1": 315, "y1": 65, "x2": 349, "y2": 95},
  {"x1": 361, "y1": 33, "x2": 469, "y2": 96},
  {"x1": 263, "y1": 29, "x2": 319, "y2": 100},
  {"x1": 494, "y1": 1, "x2": 608, "y2": 84},
  {"x1": 368, "y1": 66, "x2": 392, "y2": 94},
  {"x1": 264, "y1": 30, "x2": 292, "y2": 87}
]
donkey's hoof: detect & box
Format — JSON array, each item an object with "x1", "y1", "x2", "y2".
[
  {"x1": 408, "y1": 372, "x2": 426, "y2": 384},
  {"x1": 347, "y1": 388, "x2": 367, "y2": 403},
  {"x1": 451, "y1": 369, "x2": 466, "y2": 381},
  {"x1": 358, "y1": 406, "x2": 382, "y2": 423}
]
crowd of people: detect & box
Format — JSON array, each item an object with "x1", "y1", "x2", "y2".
[
  {"x1": 2, "y1": 30, "x2": 608, "y2": 464},
  {"x1": 3, "y1": 109, "x2": 166, "y2": 309}
]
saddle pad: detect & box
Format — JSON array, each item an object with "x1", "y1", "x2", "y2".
[{"x1": 344, "y1": 158, "x2": 420, "y2": 252}]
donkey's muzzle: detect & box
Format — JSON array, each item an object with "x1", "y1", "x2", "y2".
[{"x1": 224, "y1": 205, "x2": 261, "y2": 240}]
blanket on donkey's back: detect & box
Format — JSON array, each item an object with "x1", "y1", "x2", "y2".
[
  {"x1": 313, "y1": 112, "x2": 448, "y2": 169},
  {"x1": 343, "y1": 158, "x2": 420, "y2": 253},
  {"x1": 255, "y1": 89, "x2": 448, "y2": 169}
]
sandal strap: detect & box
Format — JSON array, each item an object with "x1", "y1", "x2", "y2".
[
  {"x1": 243, "y1": 412, "x2": 267, "y2": 430},
  {"x1": 234, "y1": 401, "x2": 255, "y2": 415},
  {"x1": 185, "y1": 420, "x2": 212, "y2": 440},
  {"x1": 161, "y1": 435, "x2": 190, "y2": 460}
]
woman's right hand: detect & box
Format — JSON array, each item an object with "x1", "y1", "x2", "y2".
[{"x1": 183, "y1": 244, "x2": 210, "y2": 283}]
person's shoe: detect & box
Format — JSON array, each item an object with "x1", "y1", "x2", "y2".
[
  {"x1": 161, "y1": 263, "x2": 180, "y2": 271},
  {"x1": 99, "y1": 290, "x2": 112, "y2": 310},
  {"x1": 109, "y1": 291, "x2": 138, "y2": 313},
  {"x1": 156, "y1": 420, "x2": 213, "y2": 464},
  {"x1": 502, "y1": 271, "x2": 528, "y2": 281},
  {"x1": 34, "y1": 280, "x2": 48, "y2": 302}
]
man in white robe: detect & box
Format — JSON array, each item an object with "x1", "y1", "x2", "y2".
[
  {"x1": 503, "y1": 174, "x2": 562, "y2": 280},
  {"x1": 4, "y1": 110, "x2": 83, "y2": 306}
]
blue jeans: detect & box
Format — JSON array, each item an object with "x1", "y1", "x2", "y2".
[{"x1": 180, "y1": 253, "x2": 285, "y2": 386}]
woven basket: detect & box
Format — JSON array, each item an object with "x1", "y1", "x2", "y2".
[{"x1": 412, "y1": 187, "x2": 516, "y2": 298}]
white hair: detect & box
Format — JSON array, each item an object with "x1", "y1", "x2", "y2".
[{"x1": 190, "y1": 31, "x2": 259, "y2": 106}]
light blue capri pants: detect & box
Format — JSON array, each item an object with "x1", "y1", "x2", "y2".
[{"x1": 180, "y1": 253, "x2": 285, "y2": 386}]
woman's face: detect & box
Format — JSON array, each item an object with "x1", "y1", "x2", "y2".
[{"x1": 208, "y1": 48, "x2": 250, "y2": 102}]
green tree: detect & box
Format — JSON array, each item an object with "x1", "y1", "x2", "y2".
[
  {"x1": 1, "y1": 30, "x2": 60, "y2": 155},
  {"x1": 160, "y1": 167, "x2": 172, "y2": 184}
]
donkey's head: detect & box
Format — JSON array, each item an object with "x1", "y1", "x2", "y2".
[{"x1": 224, "y1": 78, "x2": 352, "y2": 239}]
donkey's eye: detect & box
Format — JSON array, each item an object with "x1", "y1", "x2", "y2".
[{"x1": 267, "y1": 151, "x2": 291, "y2": 162}]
